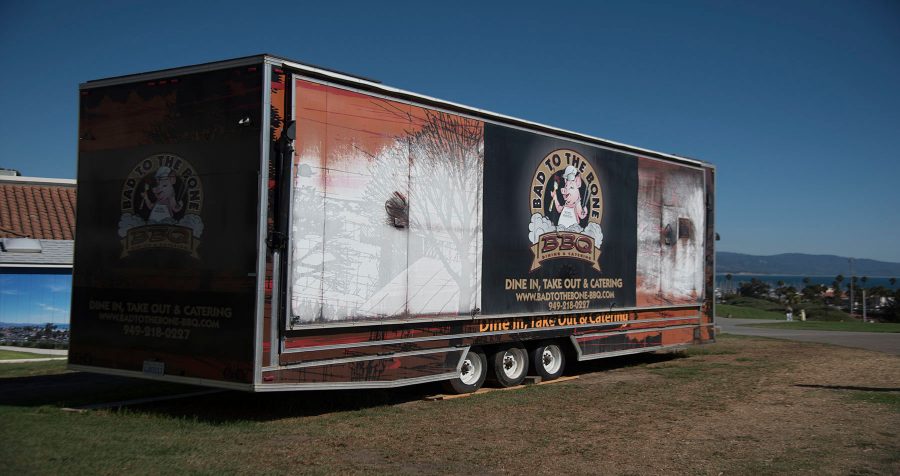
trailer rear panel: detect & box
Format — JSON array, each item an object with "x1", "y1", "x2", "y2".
[{"x1": 69, "y1": 66, "x2": 264, "y2": 384}]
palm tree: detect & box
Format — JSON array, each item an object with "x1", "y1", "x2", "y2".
[
  {"x1": 799, "y1": 277, "x2": 814, "y2": 303},
  {"x1": 725, "y1": 273, "x2": 733, "y2": 295},
  {"x1": 834, "y1": 275, "x2": 845, "y2": 306},
  {"x1": 891, "y1": 277, "x2": 897, "y2": 288},
  {"x1": 775, "y1": 280, "x2": 786, "y2": 301}
]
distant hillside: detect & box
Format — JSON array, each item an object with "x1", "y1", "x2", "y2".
[
  {"x1": 716, "y1": 252, "x2": 900, "y2": 277},
  {"x1": 0, "y1": 322, "x2": 69, "y2": 329}
]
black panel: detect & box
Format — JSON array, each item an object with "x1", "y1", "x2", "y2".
[
  {"x1": 482, "y1": 124, "x2": 637, "y2": 314},
  {"x1": 70, "y1": 66, "x2": 263, "y2": 382}
]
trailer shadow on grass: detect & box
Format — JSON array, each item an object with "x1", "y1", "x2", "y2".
[
  {"x1": 568, "y1": 350, "x2": 684, "y2": 376},
  {"x1": 0, "y1": 371, "x2": 202, "y2": 409},
  {"x1": 0, "y1": 351, "x2": 686, "y2": 423},
  {"x1": 132, "y1": 351, "x2": 685, "y2": 423}
]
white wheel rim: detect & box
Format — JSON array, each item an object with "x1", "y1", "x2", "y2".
[
  {"x1": 459, "y1": 355, "x2": 482, "y2": 386},
  {"x1": 501, "y1": 348, "x2": 525, "y2": 379},
  {"x1": 541, "y1": 345, "x2": 562, "y2": 375}
]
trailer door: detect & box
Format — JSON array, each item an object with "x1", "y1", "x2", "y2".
[
  {"x1": 406, "y1": 111, "x2": 483, "y2": 317},
  {"x1": 287, "y1": 79, "x2": 485, "y2": 326},
  {"x1": 288, "y1": 79, "x2": 411, "y2": 324},
  {"x1": 636, "y1": 158, "x2": 706, "y2": 305}
]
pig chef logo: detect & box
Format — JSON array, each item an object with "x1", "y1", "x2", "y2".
[
  {"x1": 528, "y1": 149, "x2": 604, "y2": 271},
  {"x1": 117, "y1": 154, "x2": 204, "y2": 258}
]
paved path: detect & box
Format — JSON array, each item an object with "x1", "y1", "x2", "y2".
[
  {"x1": 717, "y1": 317, "x2": 900, "y2": 355},
  {"x1": 0, "y1": 357, "x2": 67, "y2": 363},
  {"x1": 0, "y1": 345, "x2": 67, "y2": 356}
]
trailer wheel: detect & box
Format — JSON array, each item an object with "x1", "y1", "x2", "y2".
[
  {"x1": 487, "y1": 345, "x2": 529, "y2": 387},
  {"x1": 531, "y1": 342, "x2": 565, "y2": 381},
  {"x1": 442, "y1": 348, "x2": 487, "y2": 394}
]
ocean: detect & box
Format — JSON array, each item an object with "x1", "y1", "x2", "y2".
[
  {"x1": 0, "y1": 322, "x2": 70, "y2": 329},
  {"x1": 716, "y1": 274, "x2": 898, "y2": 291}
]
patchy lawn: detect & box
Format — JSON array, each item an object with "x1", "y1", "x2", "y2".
[{"x1": 1, "y1": 336, "x2": 898, "y2": 474}]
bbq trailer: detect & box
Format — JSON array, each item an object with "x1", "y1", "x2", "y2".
[{"x1": 69, "y1": 55, "x2": 716, "y2": 393}]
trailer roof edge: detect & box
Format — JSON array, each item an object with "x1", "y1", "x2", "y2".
[
  {"x1": 79, "y1": 55, "x2": 266, "y2": 89},
  {"x1": 79, "y1": 54, "x2": 711, "y2": 168},
  {"x1": 79, "y1": 54, "x2": 381, "y2": 90},
  {"x1": 271, "y1": 56, "x2": 707, "y2": 168}
]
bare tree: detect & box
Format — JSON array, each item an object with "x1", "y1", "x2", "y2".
[
  {"x1": 410, "y1": 110, "x2": 484, "y2": 313},
  {"x1": 365, "y1": 104, "x2": 484, "y2": 314}
]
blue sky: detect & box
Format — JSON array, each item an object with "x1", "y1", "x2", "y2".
[
  {"x1": 0, "y1": 273, "x2": 71, "y2": 324},
  {"x1": 1, "y1": 0, "x2": 898, "y2": 261}
]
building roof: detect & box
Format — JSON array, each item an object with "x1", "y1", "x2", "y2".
[
  {"x1": 0, "y1": 176, "x2": 76, "y2": 241},
  {"x1": 0, "y1": 239, "x2": 73, "y2": 267}
]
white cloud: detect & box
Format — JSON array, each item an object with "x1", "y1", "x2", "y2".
[
  {"x1": 3, "y1": 313, "x2": 68, "y2": 325},
  {"x1": 38, "y1": 303, "x2": 66, "y2": 313}
]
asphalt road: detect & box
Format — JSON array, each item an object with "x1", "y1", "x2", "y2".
[{"x1": 717, "y1": 317, "x2": 900, "y2": 355}]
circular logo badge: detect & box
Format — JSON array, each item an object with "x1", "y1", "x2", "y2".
[
  {"x1": 527, "y1": 149, "x2": 604, "y2": 271},
  {"x1": 118, "y1": 153, "x2": 204, "y2": 257}
]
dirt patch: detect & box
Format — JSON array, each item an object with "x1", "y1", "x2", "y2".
[{"x1": 3, "y1": 336, "x2": 898, "y2": 474}]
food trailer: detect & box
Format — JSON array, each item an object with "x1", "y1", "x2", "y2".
[{"x1": 69, "y1": 55, "x2": 716, "y2": 393}]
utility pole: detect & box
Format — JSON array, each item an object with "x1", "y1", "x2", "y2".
[
  {"x1": 862, "y1": 288, "x2": 867, "y2": 323},
  {"x1": 848, "y1": 258, "x2": 854, "y2": 319}
]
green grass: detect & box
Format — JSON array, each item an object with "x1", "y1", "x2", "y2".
[
  {"x1": 0, "y1": 360, "x2": 69, "y2": 378},
  {"x1": 847, "y1": 391, "x2": 900, "y2": 413},
  {"x1": 719, "y1": 295, "x2": 853, "y2": 322},
  {"x1": 723, "y1": 295, "x2": 783, "y2": 309},
  {"x1": 799, "y1": 304, "x2": 854, "y2": 322},
  {"x1": 0, "y1": 349, "x2": 61, "y2": 360},
  {"x1": 744, "y1": 321, "x2": 900, "y2": 333},
  {"x1": 717, "y1": 303, "x2": 786, "y2": 320},
  {"x1": 0, "y1": 405, "x2": 260, "y2": 474},
  {"x1": 683, "y1": 346, "x2": 737, "y2": 356}
]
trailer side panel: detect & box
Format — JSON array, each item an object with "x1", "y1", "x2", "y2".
[{"x1": 287, "y1": 79, "x2": 706, "y2": 327}]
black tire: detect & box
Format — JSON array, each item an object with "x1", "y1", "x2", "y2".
[
  {"x1": 531, "y1": 341, "x2": 566, "y2": 381},
  {"x1": 442, "y1": 348, "x2": 487, "y2": 394},
  {"x1": 486, "y1": 344, "x2": 529, "y2": 387}
]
